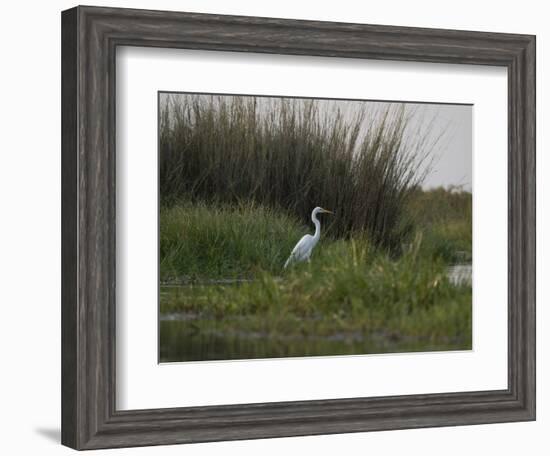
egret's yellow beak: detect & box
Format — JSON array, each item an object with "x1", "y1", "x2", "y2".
[{"x1": 321, "y1": 208, "x2": 333, "y2": 214}]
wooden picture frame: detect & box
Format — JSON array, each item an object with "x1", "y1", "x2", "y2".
[{"x1": 61, "y1": 5, "x2": 536, "y2": 450}]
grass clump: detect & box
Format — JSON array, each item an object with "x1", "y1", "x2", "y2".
[
  {"x1": 160, "y1": 201, "x2": 306, "y2": 281},
  {"x1": 161, "y1": 236, "x2": 471, "y2": 345}
]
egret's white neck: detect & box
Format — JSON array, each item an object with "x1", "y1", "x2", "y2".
[{"x1": 312, "y1": 211, "x2": 321, "y2": 241}]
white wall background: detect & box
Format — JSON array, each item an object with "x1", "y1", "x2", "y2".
[{"x1": 0, "y1": 0, "x2": 545, "y2": 454}]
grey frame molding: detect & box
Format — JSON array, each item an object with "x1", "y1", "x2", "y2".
[{"x1": 61, "y1": 5, "x2": 536, "y2": 450}]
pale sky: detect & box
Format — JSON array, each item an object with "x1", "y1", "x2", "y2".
[
  {"x1": 413, "y1": 103, "x2": 472, "y2": 190},
  {"x1": 160, "y1": 93, "x2": 472, "y2": 190}
]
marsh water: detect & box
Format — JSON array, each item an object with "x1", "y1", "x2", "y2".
[
  {"x1": 159, "y1": 265, "x2": 471, "y2": 363},
  {"x1": 159, "y1": 317, "x2": 462, "y2": 362},
  {"x1": 447, "y1": 264, "x2": 472, "y2": 286}
]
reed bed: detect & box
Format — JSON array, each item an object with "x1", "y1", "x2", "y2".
[{"x1": 159, "y1": 93, "x2": 440, "y2": 251}]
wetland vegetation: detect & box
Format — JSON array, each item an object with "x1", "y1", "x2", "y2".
[{"x1": 158, "y1": 94, "x2": 472, "y2": 362}]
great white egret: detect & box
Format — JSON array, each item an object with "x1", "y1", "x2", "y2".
[{"x1": 284, "y1": 207, "x2": 333, "y2": 269}]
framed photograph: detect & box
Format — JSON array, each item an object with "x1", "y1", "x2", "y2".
[{"x1": 61, "y1": 5, "x2": 535, "y2": 450}]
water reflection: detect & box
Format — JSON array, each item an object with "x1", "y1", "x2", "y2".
[{"x1": 159, "y1": 319, "x2": 463, "y2": 363}]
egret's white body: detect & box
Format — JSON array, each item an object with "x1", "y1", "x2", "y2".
[{"x1": 284, "y1": 207, "x2": 332, "y2": 269}]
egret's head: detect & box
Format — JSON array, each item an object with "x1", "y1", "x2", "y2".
[{"x1": 313, "y1": 206, "x2": 333, "y2": 215}]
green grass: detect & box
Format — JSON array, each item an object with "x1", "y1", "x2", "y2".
[
  {"x1": 161, "y1": 248, "x2": 471, "y2": 343},
  {"x1": 160, "y1": 191, "x2": 471, "y2": 282},
  {"x1": 407, "y1": 186, "x2": 472, "y2": 263},
  {"x1": 160, "y1": 201, "x2": 307, "y2": 281},
  {"x1": 159, "y1": 202, "x2": 472, "y2": 353}
]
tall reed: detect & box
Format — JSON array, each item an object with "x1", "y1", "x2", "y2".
[{"x1": 159, "y1": 94, "x2": 439, "y2": 251}]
